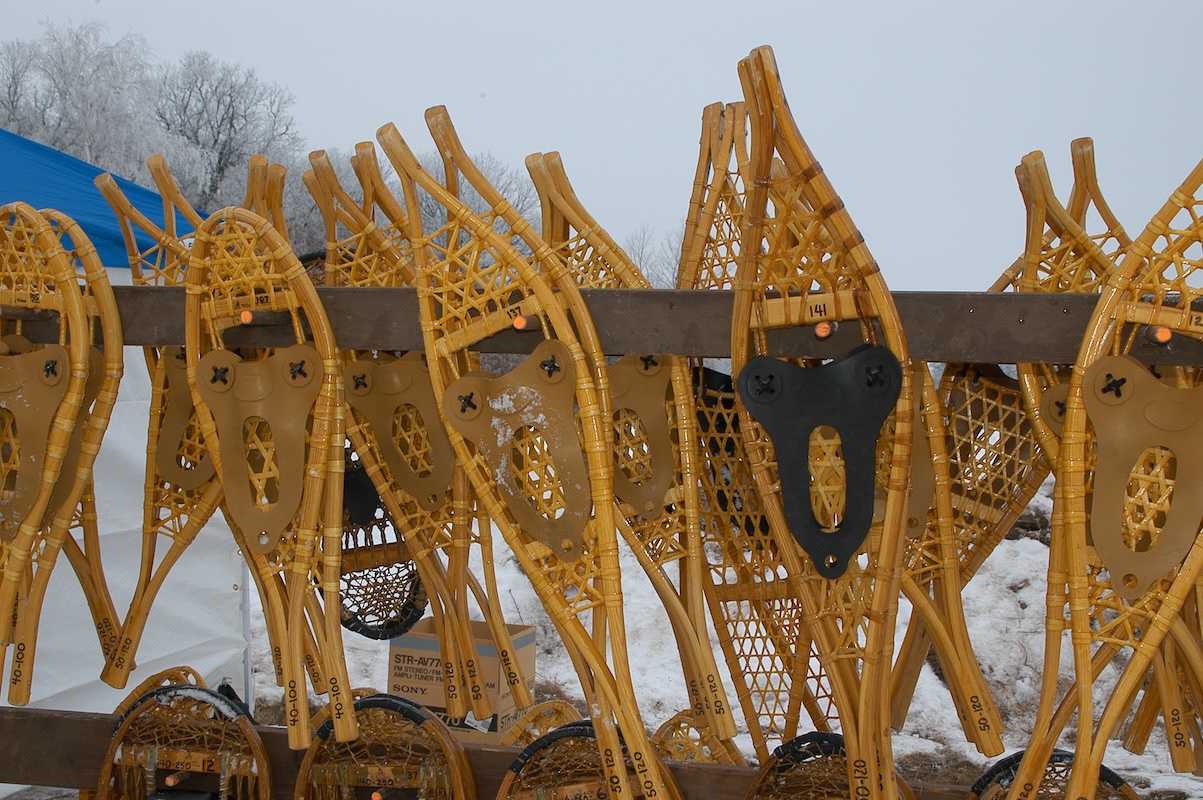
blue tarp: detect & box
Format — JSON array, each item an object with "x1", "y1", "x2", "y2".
[{"x1": 0, "y1": 127, "x2": 194, "y2": 268}]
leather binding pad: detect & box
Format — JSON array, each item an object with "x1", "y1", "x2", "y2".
[{"x1": 737, "y1": 345, "x2": 901, "y2": 578}]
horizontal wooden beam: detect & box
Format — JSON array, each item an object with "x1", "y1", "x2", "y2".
[
  {"x1": 0, "y1": 707, "x2": 963, "y2": 800},
  {"x1": 103, "y1": 286, "x2": 1203, "y2": 364}
]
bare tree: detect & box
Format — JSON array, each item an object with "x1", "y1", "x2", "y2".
[
  {"x1": 153, "y1": 51, "x2": 303, "y2": 210},
  {"x1": 623, "y1": 224, "x2": 657, "y2": 269},
  {"x1": 623, "y1": 222, "x2": 684, "y2": 288}
]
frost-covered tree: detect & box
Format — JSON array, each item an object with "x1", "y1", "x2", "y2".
[
  {"x1": 0, "y1": 39, "x2": 40, "y2": 138},
  {"x1": 35, "y1": 22, "x2": 152, "y2": 170},
  {"x1": 0, "y1": 22, "x2": 539, "y2": 263},
  {"x1": 153, "y1": 51, "x2": 304, "y2": 210},
  {"x1": 0, "y1": 22, "x2": 154, "y2": 179}
]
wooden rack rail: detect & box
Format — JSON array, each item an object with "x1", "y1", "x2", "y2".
[
  {"x1": 0, "y1": 286, "x2": 1180, "y2": 800},
  {"x1": 101, "y1": 286, "x2": 1203, "y2": 364},
  {"x1": 0, "y1": 708, "x2": 965, "y2": 800}
]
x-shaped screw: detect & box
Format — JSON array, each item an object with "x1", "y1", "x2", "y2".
[
  {"x1": 211, "y1": 365, "x2": 229, "y2": 385},
  {"x1": 43, "y1": 359, "x2": 57, "y2": 378},
  {"x1": 459, "y1": 392, "x2": 477, "y2": 413},
  {"x1": 1102, "y1": 373, "x2": 1127, "y2": 398},
  {"x1": 751, "y1": 373, "x2": 776, "y2": 397},
  {"x1": 541, "y1": 355, "x2": 561, "y2": 377},
  {"x1": 289, "y1": 360, "x2": 308, "y2": 381},
  {"x1": 353, "y1": 373, "x2": 368, "y2": 390}
]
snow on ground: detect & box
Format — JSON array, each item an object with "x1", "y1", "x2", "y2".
[{"x1": 250, "y1": 479, "x2": 1201, "y2": 796}]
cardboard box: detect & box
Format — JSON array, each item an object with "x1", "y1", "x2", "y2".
[{"x1": 389, "y1": 617, "x2": 536, "y2": 744}]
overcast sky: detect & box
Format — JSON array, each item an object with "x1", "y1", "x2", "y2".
[{"x1": 9, "y1": 1, "x2": 1203, "y2": 290}]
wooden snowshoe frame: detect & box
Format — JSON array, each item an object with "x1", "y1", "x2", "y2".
[
  {"x1": 677, "y1": 101, "x2": 838, "y2": 761},
  {"x1": 742, "y1": 732, "x2": 919, "y2": 800},
  {"x1": 496, "y1": 721, "x2": 682, "y2": 800},
  {"x1": 295, "y1": 693, "x2": 476, "y2": 800},
  {"x1": 969, "y1": 749, "x2": 1140, "y2": 800},
  {"x1": 893, "y1": 139, "x2": 1124, "y2": 744},
  {"x1": 184, "y1": 205, "x2": 354, "y2": 750},
  {"x1": 302, "y1": 154, "x2": 441, "y2": 647},
  {"x1": 94, "y1": 158, "x2": 327, "y2": 698},
  {"x1": 0, "y1": 202, "x2": 123, "y2": 705},
  {"x1": 524, "y1": 147, "x2": 741, "y2": 759},
  {"x1": 5, "y1": 207, "x2": 124, "y2": 704},
  {"x1": 378, "y1": 116, "x2": 669, "y2": 800},
  {"x1": 501, "y1": 699, "x2": 586, "y2": 749},
  {"x1": 728, "y1": 46, "x2": 913, "y2": 799},
  {"x1": 97, "y1": 682, "x2": 271, "y2": 800},
  {"x1": 1003, "y1": 147, "x2": 1203, "y2": 796},
  {"x1": 717, "y1": 52, "x2": 1008, "y2": 766},
  {"x1": 304, "y1": 146, "x2": 532, "y2": 719}
]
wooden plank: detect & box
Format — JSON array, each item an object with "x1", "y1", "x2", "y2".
[
  {"x1": 106, "y1": 285, "x2": 1203, "y2": 364},
  {"x1": 0, "y1": 707, "x2": 968, "y2": 800},
  {"x1": 907, "y1": 782, "x2": 975, "y2": 800},
  {"x1": 0, "y1": 708, "x2": 113, "y2": 789}
]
